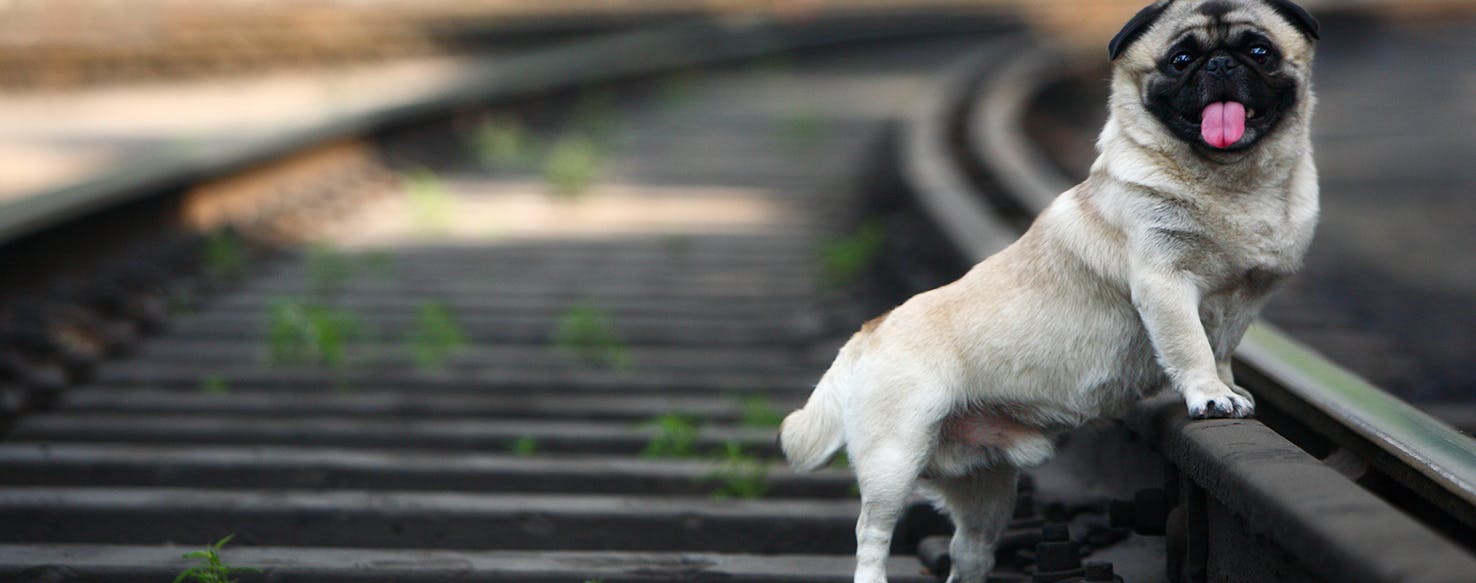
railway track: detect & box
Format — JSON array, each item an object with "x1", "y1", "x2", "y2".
[{"x1": 0, "y1": 13, "x2": 1474, "y2": 583}]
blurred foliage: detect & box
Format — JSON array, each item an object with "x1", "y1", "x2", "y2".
[
  {"x1": 265, "y1": 298, "x2": 364, "y2": 368},
  {"x1": 661, "y1": 233, "x2": 694, "y2": 257},
  {"x1": 542, "y1": 135, "x2": 605, "y2": 200},
  {"x1": 736, "y1": 394, "x2": 785, "y2": 428},
  {"x1": 402, "y1": 167, "x2": 455, "y2": 234},
  {"x1": 305, "y1": 243, "x2": 354, "y2": 298},
  {"x1": 511, "y1": 436, "x2": 538, "y2": 457},
  {"x1": 641, "y1": 412, "x2": 702, "y2": 458},
  {"x1": 818, "y1": 220, "x2": 886, "y2": 288},
  {"x1": 200, "y1": 373, "x2": 230, "y2": 395},
  {"x1": 470, "y1": 115, "x2": 537, "y2": 172},
  {"x1": 408, "y1": 301, "x2": 467, "y2": 371},
  {"x1": 553, "y1": 303, "x2": 630, "y2": 369},
  {"x1": 706, "y1": 441, "x2": 771, "y2": 499},
  {"x1": 776, "y1": 109, "x2": 826, "y2": 151},
  {"x1": 658, "y1": 71, "x2": 702, "y2": 108},
  {"x1": 202, "y1": 231, "x2": 247, "y2": 279},
  {"x1": 572, "y1": 87, "x2": 621, "y2": 143}
]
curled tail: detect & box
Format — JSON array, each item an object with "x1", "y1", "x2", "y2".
[{"x1": 780, "y1": 366, "x2": 848, "y2": 472}]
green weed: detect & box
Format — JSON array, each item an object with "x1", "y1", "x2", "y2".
[
  {"x1": 542, "y1": 135, "x2": 604, "y2": 200},
  {"x1": 707, "y1": 441, "x2": 771, "y2": 500},
  {"x1": 470, "y1": 115, "x2": 536, "y2": 171},
  {"x1": 661, "y1": 233, "x2": 693, "y2": 257},
  {"x1": 173, "y1": 534, "x2": 257, "y2": 583},
  {"x1": 818, "y1": 220, "x2": 886, "y2": 288},
  {"x1": 408, "y1": 301, "x2": 467, "y2": 371},
  {"x1": 736, "y1": 395, "x2": 784, "y2": 428},
  {"x1": 658, "y1": 72, "x2": 701, "y2": 108},
  {"x1": 169, "y1": 135, "x2": 206, "y2": 156},
  {"x1": 402, "y1": 167, "x2": 455, "y2": 234},
  {"x1": 511, "y1": 436, "x2": 538, "y2": 457},
  {"x1": 572, "y1": 88, "x2": 620, "y2": 142},
  {"x1": 168, "y1": 287, "x2": 197, "y2": 315},
  {"x1": 202, "y1": 231, "x2": 246, "y2": 278},
  {"x1": 553, "y1": 303, "x2": 630, "y2": 369},
  {"x1": 749, "y1": 54, "x2": 793, "y2": 78},
  {"x1": 641, "y1": 412, "x2": 702, "y2": 459},
  {"x1": 200, "y1": 374, "x2": 229, "y2": 395},
  {"x1": 265, "y1": 299, "x2": 363, "y2": 368},
  {"x1": 777, "y1": 109, "x2": 826, "y2": 151},
  {"x1": 305, "y1": 244, "x2": 354, "y2": 298},
  {"x1": 362, "y1": 251, "x2": 396, "y2": 280}
]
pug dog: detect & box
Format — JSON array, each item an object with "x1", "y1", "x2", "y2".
[{"x1": 779, "y1": 1, "x2": 1320, "y2": 581}]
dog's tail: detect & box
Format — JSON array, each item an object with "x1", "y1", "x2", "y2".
[{"x1": 779, "y1": 359, "x2": 849, "y2": 473}]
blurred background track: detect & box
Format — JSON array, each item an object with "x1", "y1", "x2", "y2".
[{"x1": 0, "y1": 23, "x2": 1003, "y2": 581}]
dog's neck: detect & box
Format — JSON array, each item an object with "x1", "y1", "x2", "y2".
[{"x1": 1090, "y1": 85, "x2": 1315, "y2": 203}]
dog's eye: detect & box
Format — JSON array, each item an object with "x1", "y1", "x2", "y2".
[
  {"x1": 1248, "y1": 45, "x2": 1271, "y2": 64},
  {"x1": 1170, "y1": 51, "x2": 1194, "y2": 70}
]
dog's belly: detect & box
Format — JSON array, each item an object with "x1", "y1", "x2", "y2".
[
  {"x1": 926, "y1": 307, "x2": 1163, "y2": 478},
  {"x1": 925, "y1": 407, "x2": 1064, "y2": 477},
  {"x1": 942, "y1": 409, "x2": 1039, "y2": 449}
]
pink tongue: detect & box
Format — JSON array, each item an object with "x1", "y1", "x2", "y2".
[{"x1": 1200, "y1": 101, "x2": 1246, "y2": 149}]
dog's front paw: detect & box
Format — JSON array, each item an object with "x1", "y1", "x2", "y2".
[{"x1": 1184, "y1": 382, "x2": 1255, "y2": 419}]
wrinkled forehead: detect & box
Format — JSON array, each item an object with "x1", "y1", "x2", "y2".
[{"x1": 1148, "y1": 0, "x2": 1305, "y2": 54}]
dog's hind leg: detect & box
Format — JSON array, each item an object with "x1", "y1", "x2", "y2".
[
  {"x1": 930, "y1": 467, "x2": 1019, "y2": 583},
  {"x1": 850, "y1": 424, "x2": 934, "y2": 583}
]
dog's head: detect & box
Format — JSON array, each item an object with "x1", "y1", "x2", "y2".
[{"x1": 1107, "y1": 0, "x2": 1318, "y2": 161}]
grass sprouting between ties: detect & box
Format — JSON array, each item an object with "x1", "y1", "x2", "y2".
[
  {"x1": 736, "y1": 394, "x2": 785, "y2": 428},
  {"x1": 542, "y1": 135, "x2": 605, "y2": 199},
  {"x1": 402, "y1": 167, "x2": 456, "y2": 234},
  {"x1": 572, "y1": 88, "x2": 621, "y2": 142},
  {"x1": 818, "y1": 220, "x2": 886, "y2": 288},
  {"x1": 200, "y1": 374, "x2": 230, "y2": 395},
  {"x1": 305, "y1": 244, "x2": 355, "y2": 299},
  {"x1": 641, "y1": 412, "x2": 703, "y2": 459},
  {"x1": 776, "y1": 109, "x2": 827, "y2": 151},
  {"x1": 173, "y1": 534, "x2": 257, "y2": 583},
  {"x1": 265, "y1": 299, "x2": 364, "y2": 368},
  {"x1": 409, "y1": 301, "x2": 467, "y2": 371},
  {"x1": 202, "y1": 231, "x2": 247, "y2": 279},
  {"x1": 511, "y1": 436, "x2": 538, "y2": 457},
  {"x1": 361, "y1": 250, "x2": 396, "y2": 279},
  {"x1": 470, "y1": 115, "x2": 537, "y2": 172},
  {"x1": 553, "y1": 303, "x2": 630, "y2": 369},
  {"x1": 658, "y1": 72, "x2": 701, "y2": 108},
  {"x1": 707, "y1": 441, "x2": 771, "y2": 500}
]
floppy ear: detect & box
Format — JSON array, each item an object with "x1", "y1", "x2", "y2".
[
  {"x1": 1109, "y1": 1, "x2": 1172, "y2": 61},
  {"x1": 1263, "y1": 0, "x2": 1320, "y2": 40}
]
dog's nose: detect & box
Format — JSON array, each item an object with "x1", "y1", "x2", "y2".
[{"x1": 1204, "y1": 55, "x2": 1238, "y2": 76}]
